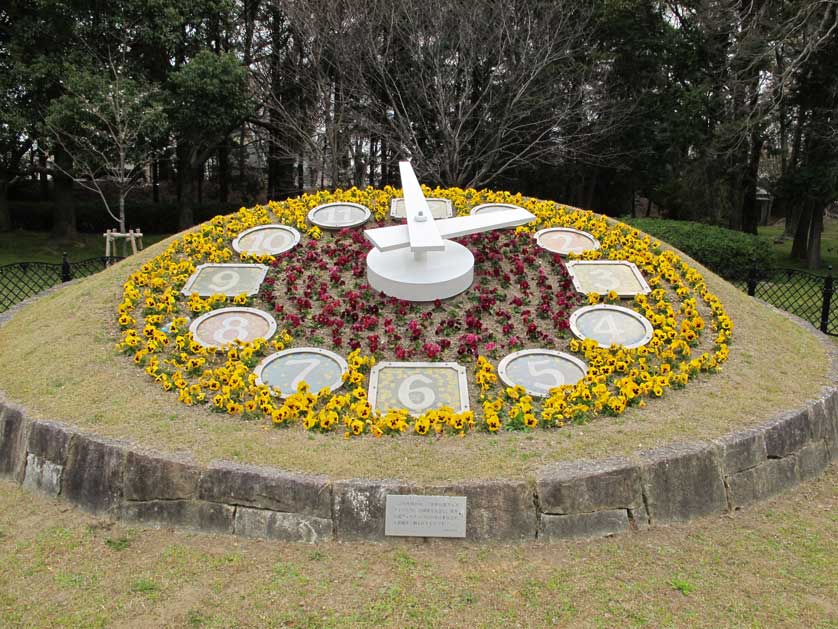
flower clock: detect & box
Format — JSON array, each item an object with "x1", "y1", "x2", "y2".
[{"x1": 116, "y1": 183, "x2": 733, "y2": 439}]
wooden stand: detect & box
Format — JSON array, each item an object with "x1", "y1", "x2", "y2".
[{"x1": 104, "y1": 229, "x2": 144, "y2": 258}]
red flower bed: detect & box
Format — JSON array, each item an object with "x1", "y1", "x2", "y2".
[{"x1": 260, "y1": 226, "x2": 581, "y2": 362}]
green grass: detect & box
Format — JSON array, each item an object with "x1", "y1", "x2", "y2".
[
  {"x1": 0, "y1": 229, "x2": 171, "y2": 314},
  {"x1": 0, "y1": 229, "x2": 170, "y2": 265},
  {"x1": 104, "y1": 536, "x2": 132, "y2": 551},
  {"x1": 129, "y1": 578, "x2": 161, "y2": 595},
  {"x1": 745, "y1": 271, "x2": 838, "y2": 334},
  {"x1": 759, "y1": 216, "x2": 838, "y2": 275},
  {"x1": 0, "y1": 466, "x2": 835, "y2": 627}
]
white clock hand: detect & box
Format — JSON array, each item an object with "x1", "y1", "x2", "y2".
[{"x1": 399, "y1": 161, "x2": 445, "y2": 255}]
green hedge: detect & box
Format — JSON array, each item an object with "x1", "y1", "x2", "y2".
[{"x1": 622, "y1": 217, "x2": 775, "y2": 282}]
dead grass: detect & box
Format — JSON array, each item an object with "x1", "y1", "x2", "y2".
[
  {"x1": 0, "y1": 466, "x2": 835, "y2": 627},
  {"x1": 0, "y1": 232, "x2": 830, "y2": 482}
]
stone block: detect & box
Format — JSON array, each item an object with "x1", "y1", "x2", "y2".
[
  {"x1": 727, "y1": 456, "x2": 800, "y2": 509},
  {"x1": 796, "y1": 441, "x2": 830, "y2": 481},
  {"x1": 727, "y1": 456, "x2": 798, "y2": 508},
  {"x1": 234, "y1": 506, "x2": 333, "y2": 543},
  {"x1": 62, "y1": 435, "x2": 127, "y2": 514},
  {"x1": 0, "y1": 403, "x2": 30, "y2": 482},
  {"x1": 822, "y1": 387, "x2": 838, "y2": 423},
  {"x1": 120, "y1": 500, "x2": 234, "y2": 534},
  {"x1": 628, "y1": 507, "x2": 650, "y2": 530},
  {"x1": 198, "y1": 462, "x2": 331, "y2": 518},
  {"x1": 334, "y1": 479, "x2": 536, "y2": 542},
  {"x1": 124, "y1": 450, "x2": 200, "y2": 501},
  {"x1": 715, "y1": 429, "x2": 766, "y2": 474},
  {"x1": 540, "y1": 509, "x2": 630, "y2": 540},
  {"x1": 639, "y1": 443, "x2": 727, "y2": 524},
  {"x1": 22, "y1": 453, "x2": 63, "y2": 497},
  {"x1": 440, "y1": 480, "x2": 536, "y2": 541},
  {"x1": 536, "y1": 457, "x2": 642, "y2": 515},
  {"x1": 27, "y1": 421, "x2": 73, "y2": 464},
  {"x1": 763, "y1": 409, "x2": 811, "y2": 458},
  {"x1": 807, "y1": 396, "x2": 838, "y2": 461},
  {"x1": 333, "y1": 480, "x2": 412, "y2": 541}
]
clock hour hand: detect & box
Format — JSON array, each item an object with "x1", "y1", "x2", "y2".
[{"x1": 365, "y1": 208, "x2": 536, "y2": 252}]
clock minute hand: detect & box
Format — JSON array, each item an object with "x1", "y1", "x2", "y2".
[{"x1": 399, "y1": 161, "x2": 445, "y2": 256}]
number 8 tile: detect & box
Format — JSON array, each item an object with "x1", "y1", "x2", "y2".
[{"x1": 189, "y1": 307, "x2": 278, "y2": 349}]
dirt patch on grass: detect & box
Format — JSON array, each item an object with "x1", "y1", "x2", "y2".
[{"x1": 0, "y1": 231, "x2": 830, "y2": 482}]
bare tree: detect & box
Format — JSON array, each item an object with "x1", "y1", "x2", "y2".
[
  {"x1": 251, "y1": 0, "x2": 607, "y2": 191},
  {"x1": 342, "y1": 0, "x2": 602, "y2": 187},
  {"x1": 46, "y1": 48, "x2": 166, "y2": 233}
]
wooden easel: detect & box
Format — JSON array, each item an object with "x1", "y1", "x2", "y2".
[{"x1": 104, "y1": 228, "x2": 144, "y2": 257}]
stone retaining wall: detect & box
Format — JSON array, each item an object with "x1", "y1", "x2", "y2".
[{"x1": 1, "y1": 290, "x2": 836, "y2": 543}]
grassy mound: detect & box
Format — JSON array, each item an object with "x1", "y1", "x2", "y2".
[{"x1": 0, "y1": 225, "x2": 829, "y2": 482}]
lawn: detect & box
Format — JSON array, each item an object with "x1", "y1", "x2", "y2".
[
  {"x1": 0, "y1": 230, "x2": 171, "y2": 313},
  {"x1": 759, "y1": 215, "x2": 838, "y2": 275},
  {"x1": 0, "y1": 216, "x2": 835, "y2": 626},
  {"x1": 0, "y1": 465, "x2": 834, "y2": 627},
  {"x1": 0, "y1": 229, "x2": 170, "y2": 266}
]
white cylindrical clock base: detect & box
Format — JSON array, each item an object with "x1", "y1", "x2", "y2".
[{"x1": 366, "y1": 240, "x2": 474, "y2": 301}]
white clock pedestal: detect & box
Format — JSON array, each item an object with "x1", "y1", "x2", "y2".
[{"x1": 367, "y1": 239, "x2": 474, "y2": 301}]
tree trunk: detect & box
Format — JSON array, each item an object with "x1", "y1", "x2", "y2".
[
  {"x1": 381, "y1": 137, "x2": 391, "y2": 187},
  {"x1": 176, "y1": 143, "x2": 185, "y2": 205},
  {"x1": 369, "y1": 137, "x2": 378, "y2": 187},
  {"x1": 39, "y1": 151, "x2": 49, "y2": 201},
  {"x1": 218, "y1": 142, "x2": 230, "y2": 203},
  {"x1": 784, "y1": 199, "x2": 801, "y2": 240},
  {"x1": 152, "y1": 158, "x2": 160, "y2": 203},
  {"x1": 791, "y1": 203, "x2": 811, "y2": 260},
  {"x1": 177, "y1": 142, "x2": 194, "y2": 229},
  {"x1": 297, "y1": 158, "x2": 303, "y2": 195},
  {"x1": 267, "y1": 136, "x2": 279, "y2": 200},
  {"x1": 180, "y1": 171, "x2": 195, "y2": 230},
  {"x1": 774, "y1": 196, "x2": 800, "y2": 239},
  {"x1": 119, "y1": 195, "x2": 126, "y2": 233},
  {"x1": 51, "y1": 146, "x2": 78, "y2": 240},
  {"x1": 0, "y1": 177, "x2": 11, "y2": 232},
  {"x1": 740, "y1": 133, "x2": 764, "y2": 235},
  {"x1": 807, "y1": 205, "x2": 823, "y2": 270}
]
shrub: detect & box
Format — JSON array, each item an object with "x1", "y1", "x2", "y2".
[{"x1": 622, "y1": 217, "x2": 775, "y2": 282}]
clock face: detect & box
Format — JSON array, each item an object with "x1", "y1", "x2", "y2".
[
  {"x1": 119, "y1": 181, "x2": 731, "y2": 438},
  {"x1": 181, "y1": 264, "x2": 269, "y2": 297},
  {"x1": 569, "y1": 304, "x2": 654, "y2": 349},
  {"x1": 497, "y1": 350, "x2": 588, "y2": 397},
  {"x1": 369, "y1": 362, "x2": 469, "y2": 415},
  {"x1": 390, "y1": 197, "x2": 453, "y2": 219},
  {"x1": 470, "y1": 203, "x2": 525, "y2": 216},
  {"x1": 255, "y1": 348, "x2": 347, "y2": 397},
  {"x1": 534, "y1": 227, "x2": 600, "y2": 257},
  {"x1": 189, "y1": 307, "x2": 277, "y2": 349},
  {"x1": 565, "y1": 261, "x2": 652, "y2": 297},
  {"x1": 232, "y1": 225, "x2": 300, "y2": 256},
  {"x1": 308, "y1": 202, "x2": 371, "y2": 230}
]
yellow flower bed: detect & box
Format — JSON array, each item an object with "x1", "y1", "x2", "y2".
[{"x1": 116, "y1": 186, "x2": 732, "y2": 439}]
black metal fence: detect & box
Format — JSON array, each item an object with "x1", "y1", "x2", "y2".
[
  {"x1": 0, "y1": 254, "x2": 123, "y2": 313},
  {"x1": 734, "y1": 266, "x2": 838, "y2": 336}
]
